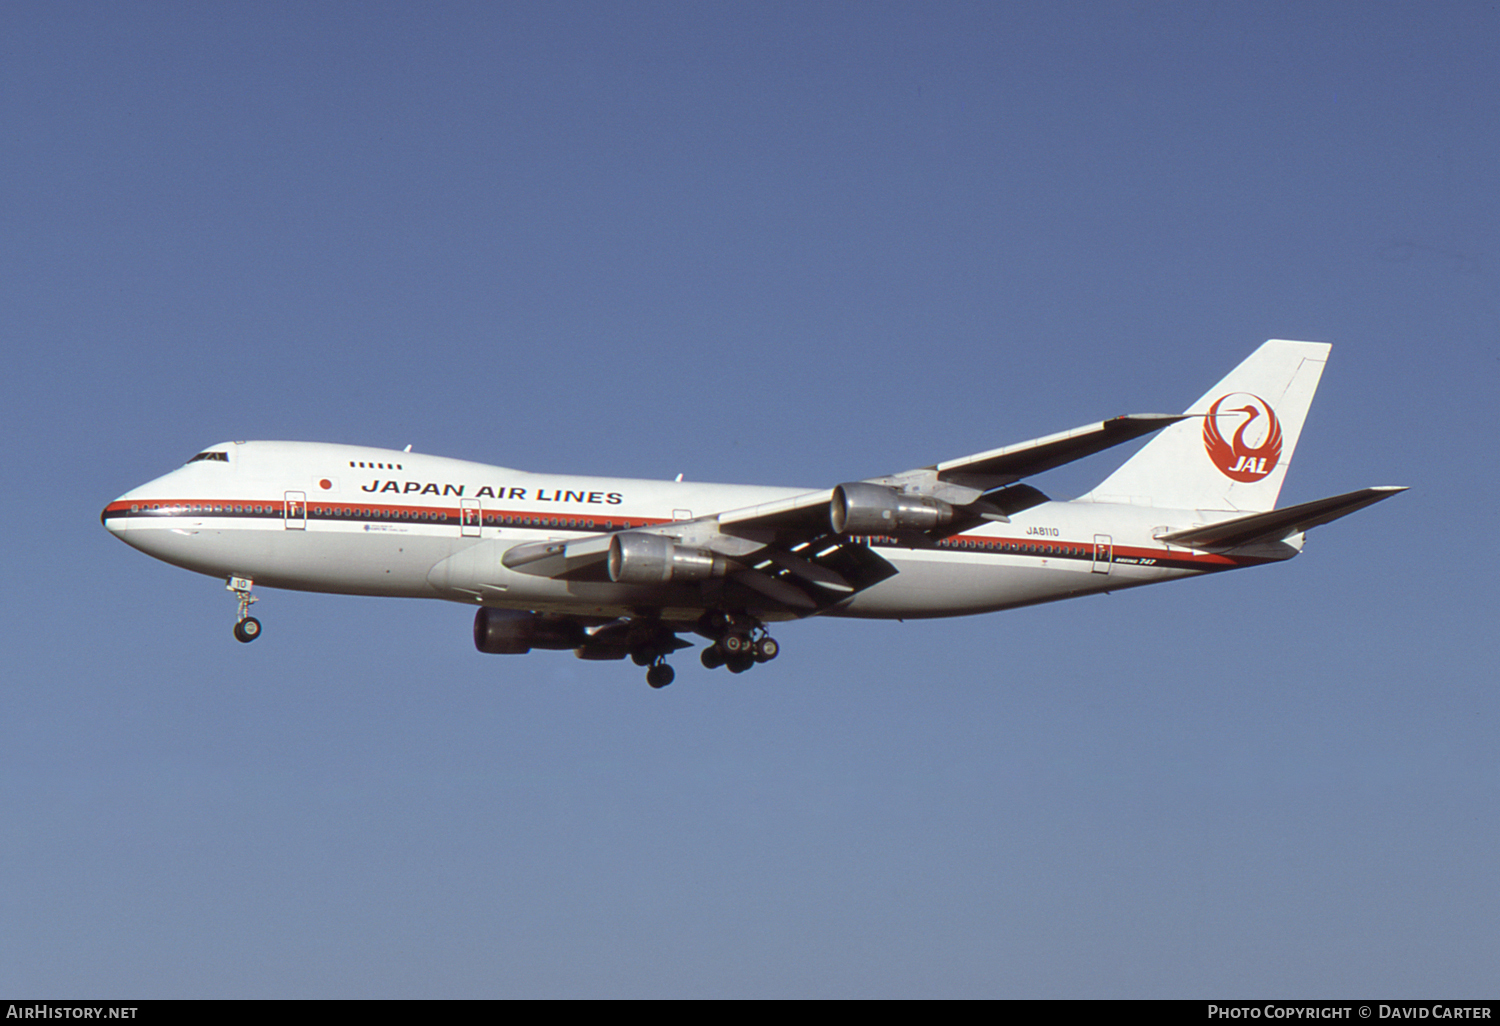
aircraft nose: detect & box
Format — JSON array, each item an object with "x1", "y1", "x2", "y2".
[{"x1": 102, "y1": 496, "x2": 130, "y2": 533}]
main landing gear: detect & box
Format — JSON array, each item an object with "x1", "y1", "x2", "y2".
[
  {"x1": 609, "y1": 612, "x2": 782, "y2": 687},
  {"x1": 697, "y1": 612, "x2": 779, "y2": 675},
  {"x1": 227, "y1": 576, "x2": 261, "y2": 643}
]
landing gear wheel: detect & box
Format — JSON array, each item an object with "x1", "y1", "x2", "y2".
[
  {"x1": 700, "y1": 644, "x2": 726, "y2": 670},
  {"x1": 753, "y1": 637, "x2": 779, "y2": 663},
  {"x1": 227, "y1": 576, "x2": 259, "y2": 644},
  {"x1": 646, "y1": 663, "x2": 675, "y2": 688},
  {"x1": 631, "y1": 650, "x2": 654, "y2": 667},
  {"x1": 726, "y1": 652, "x2": 755, "y2": 674},
  {"x1": 722, "y1": 632, "x2": 752, "y2": 656}
]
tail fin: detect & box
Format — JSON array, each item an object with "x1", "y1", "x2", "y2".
[{"x1": 1081, "y1": 340, "x2": 1330, "y2": 512}]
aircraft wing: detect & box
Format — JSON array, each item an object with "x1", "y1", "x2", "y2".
[
  {"x1": 695, "y1": 413, "x2": 1185, "y2": 611},
  {"x1": 927, "y1": 413, "x2": 1186, "y2": 494},
  {"x1": 500, "y1": 515, "x2": 896, "y2": 614},
  {"x1": 502, "y1": 413, "x2": 1184, "y2": 617},
  {"x1": 716, "y1": 412, "x2": 1184, "y2": 541},
  {"x1": 500, "y1": 532, "x2": 614, "y2": 579}
]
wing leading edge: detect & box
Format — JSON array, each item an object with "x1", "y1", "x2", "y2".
[{"x1": 929, "y1": 413, "x2": 1186, "y2": 493}]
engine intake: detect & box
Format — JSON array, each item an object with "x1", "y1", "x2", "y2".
[
  {"x1": 473, "y1": 608, "x2": 584, "y2": 654},
  {"x1": 607, "y1": 532, "x2": 732, "y2": 584},
  {"x1": 830, "y1": 483, "x2": 955, "y2": 535}
]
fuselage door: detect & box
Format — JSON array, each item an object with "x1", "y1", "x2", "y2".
[
  {"x1": 1091, "y1": 534, "x2": 1112, "y2": 574},
  {"x1": 460, "y1": 498, "x2": 482, "y2": 537},
  {"x1": 285, "y1": 491, "x2": 307, "y2": 530}
]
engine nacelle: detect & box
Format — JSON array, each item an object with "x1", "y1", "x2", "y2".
[
  {"x1": 830, "y1": 483, "x2": 955, "y2": 535},
  {"x1": 607, "y1": 532, "x2": 732, "y2": 584},
  {"x1": 473, "y1": 608, "x2": 584, "y2": 654}
]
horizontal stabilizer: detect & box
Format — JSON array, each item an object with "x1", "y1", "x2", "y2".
[{"x1": 1158, "y1": 486, "x2": 1407, "y2": 550}]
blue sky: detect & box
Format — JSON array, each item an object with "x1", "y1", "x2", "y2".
[{"x1": 3, "y1": 1, "x2": 1496, "y2": 997}]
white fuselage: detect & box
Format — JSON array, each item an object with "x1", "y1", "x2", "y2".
[{"x1": 103, "y1": 441, "x2": 1292, "y2": 625}]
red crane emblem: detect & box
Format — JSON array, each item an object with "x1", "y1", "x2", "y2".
[{"x1": 1203, "y1": 393, "x2": 1283, "y2": 482}]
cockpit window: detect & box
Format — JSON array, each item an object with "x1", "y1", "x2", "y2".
[{"x1": 187, "y1": 451, "x2": 229, "y2": 464}]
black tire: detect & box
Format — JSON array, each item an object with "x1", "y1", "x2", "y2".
[
  {"x1": 646, "y1": 664, "x2": 675, "y2": 688},
  {"x1": 700, "y1": 645, "x2": 726, "y2": 670},
  {"x1": 722, "y1": 633, "x2": 750, "y2": 655},
  {"x1": 234, "y1": 617, "x2": 262, "y2": 643},
  {"x1": 753, "y1": 637, "x2": 779, "y2": 662},
  {"x1": 726, "y1": 652, "x2": 755, "y2": 674},
  {"x1": 631, "y1": 650, "x2": 654, "y2": 667}
]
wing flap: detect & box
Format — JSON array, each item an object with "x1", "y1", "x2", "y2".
[
  {"x1": 757, "y1": 547, "x2": 855, "y2": 592},
  {"x1": 730, "y1": 569, "x2": 819, "y2": 610}
]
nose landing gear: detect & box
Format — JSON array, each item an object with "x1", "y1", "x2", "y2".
[
  {"x1": 227, "y1": 576, "x2": 261, "y2": 643},
  {"x1": 645, "y1": 661, "x2": 676, "y2": 688}
]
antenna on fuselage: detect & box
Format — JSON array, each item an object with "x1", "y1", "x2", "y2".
[{"x1": 403, "y1": 444, "x2": 413, "y2": 452}]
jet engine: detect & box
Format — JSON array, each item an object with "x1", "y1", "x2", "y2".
[
  {"x1": 607, "y1": 532, "x2": 732, "y2": 584},
  {"x1": 829, "y1": 482, "x2": 955, "y2": 535},
  {"x1": 473, "y1": 608, "x2": 585, "y2": 654}
]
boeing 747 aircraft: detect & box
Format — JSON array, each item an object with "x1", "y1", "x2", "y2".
[{"x1": 102, "y1": 340, "x2": 1403, "y2": 687}]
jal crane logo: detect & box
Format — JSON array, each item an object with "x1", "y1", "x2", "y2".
[{"x1": 1203, "y1": 393, "x2": 1283, "y2": 482}]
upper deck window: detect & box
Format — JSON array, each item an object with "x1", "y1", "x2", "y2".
[{"x1": 187, "y1": 451, "x2": 229, "y2": 463}]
